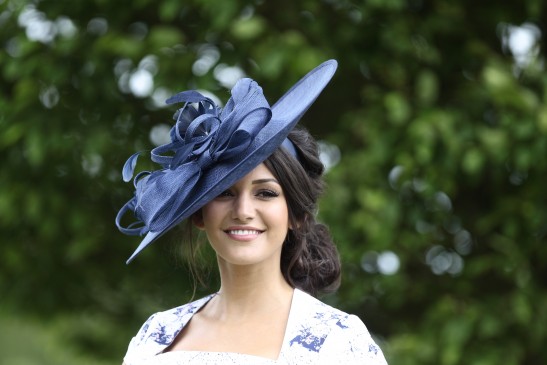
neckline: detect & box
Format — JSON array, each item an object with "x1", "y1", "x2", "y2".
[
  {"x1": 162, "y1": 288, "x2": 301, "y2": 362},
  {"x1": 275, "y1": 287, "x2": 300, "y2": 360},
  {"x1": 156, "y1": 350, "x2": 278, "y2": 363}
]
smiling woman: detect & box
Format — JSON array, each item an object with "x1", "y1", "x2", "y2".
[{"x1": 117, "y1": 60, "x2": 387, "y2": 364}]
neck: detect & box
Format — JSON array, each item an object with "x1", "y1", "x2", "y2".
[{"x1": 210, "y1": 259, "x2": 294, "y2": 320}]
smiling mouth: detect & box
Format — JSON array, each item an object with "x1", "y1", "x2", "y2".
[{"x1": 224, "y1": 229, "x2": 263, "y2": 235}]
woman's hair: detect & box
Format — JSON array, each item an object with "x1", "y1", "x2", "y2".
[
  {"x1": 263, "y1": 127, "x2": 341, "y2": 296},
  {"x1": 183, "y1": 127, "x2": 341, "y2": 297}
]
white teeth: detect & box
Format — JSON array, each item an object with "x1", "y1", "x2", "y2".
[{"x1": 227, "y1": 230, "x2": 261, "y2": 235}]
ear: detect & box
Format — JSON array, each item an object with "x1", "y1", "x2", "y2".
[
  {"x1": 192, "y1": 211, "x2": 205, "y2": 230},
  {"x1": 289, "y1": 220, "x2": 303, "y2": 231},
  {"x1": 289, "y1": 213, "x2": 304, "y2": 230}
]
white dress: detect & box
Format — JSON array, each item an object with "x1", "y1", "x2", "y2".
[{"x1": 124, "y1": 289, "x2": 388, "y2": 364}]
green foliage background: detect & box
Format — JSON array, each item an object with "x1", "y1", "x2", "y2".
[{"x1": 1, "y1": 0, "x2": 546, "y2": 364}]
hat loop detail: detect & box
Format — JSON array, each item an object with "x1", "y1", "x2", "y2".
[{"x1": 116, "y1": 78, "x2": 272, "y2": 237}]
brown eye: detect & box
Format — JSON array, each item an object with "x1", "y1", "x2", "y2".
[
  {"x1": 217, "y1": 190, "x2": 233, "y2": 198},
  {"x1": 257, "y1": 189, "x2": 280, "y2": 199}
]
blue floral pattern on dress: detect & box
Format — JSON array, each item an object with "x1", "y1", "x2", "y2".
[
  {"x1": 289, "y1": 327, "x2": 326, "y2": 352},
  {"x1": 124, "y1": 289, "x2": 388, "y2": 364}
]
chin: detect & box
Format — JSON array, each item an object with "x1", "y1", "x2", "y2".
[{"x1": 217, "y1": 249, "x2": 281, "y2": 268}]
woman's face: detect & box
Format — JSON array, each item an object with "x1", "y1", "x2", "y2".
[{"x1": 196, "y1": 163, "x2": 290, "y2": 268}]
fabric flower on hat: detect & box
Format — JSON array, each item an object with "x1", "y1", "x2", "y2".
[{"x1": 118, "y1": 79, "x2": 272, "y2": 237}]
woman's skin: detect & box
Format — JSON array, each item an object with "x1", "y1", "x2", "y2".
[{"x1": 164, "y1": 163, "x2": 295, "y2": 359}]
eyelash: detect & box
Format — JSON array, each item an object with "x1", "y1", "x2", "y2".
[
  {"x1": 216, "y1": 189, "x2": 280, "y2": 199},
  {"x1": 257, "y1": 189, "x2": 280, "y2": 199}
]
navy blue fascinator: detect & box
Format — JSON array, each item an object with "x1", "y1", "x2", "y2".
[{"x1": 116, "y1": 59, "x2": 337, "y2": 263}]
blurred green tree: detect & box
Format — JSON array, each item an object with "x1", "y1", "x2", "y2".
[{"x1": 0, "y1": 0, "x2": 545, "y2": 364}]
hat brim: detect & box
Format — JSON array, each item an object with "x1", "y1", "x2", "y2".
[{"x1": 126, "y1": 59, "x2": 338, "y2": 263}]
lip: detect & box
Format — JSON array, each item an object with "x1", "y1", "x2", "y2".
[{"x1": 223, "y1": 226, "x2": 264, "y2": 241}]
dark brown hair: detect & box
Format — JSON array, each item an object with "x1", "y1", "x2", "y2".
[{"x1": 264, "y1": 127, "x2": 341, "y2": 296}]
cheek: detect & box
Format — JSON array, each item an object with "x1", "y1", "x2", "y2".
[
  {"x1": 200, "y1": 202, "x2": 222, "y2": 228},
  {"x1": 273, "y1": 204, "x2": 290, "y2": 229}
]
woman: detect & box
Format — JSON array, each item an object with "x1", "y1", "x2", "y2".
[{"x1": 117, "y1": 60, "x2": 387, "y2": 364}]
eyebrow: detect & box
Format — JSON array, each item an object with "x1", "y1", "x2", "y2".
[{"x1": 251, "y1": 178, "x2": 280, "y2": 185}]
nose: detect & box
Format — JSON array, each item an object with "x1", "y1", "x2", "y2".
[{"x1": 231, "y1": 193, "x2": 254, "y2": 221}]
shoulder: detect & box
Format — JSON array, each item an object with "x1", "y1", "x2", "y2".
[
  {"x1": 290, "y1": 289, "x2": 361, "y2": 334},
  {"x1": 135, "y1": 296, "x2": 211, "y2": 344},
  {"x1": 287, "y1": 289, "x2": 387, "y2": 364},
  {"x1": 321, "y1": 314, "x2": 387, "y2": 364},
  {"x1": 124, "y1": 294, "x2": 215, "y2": 362}
]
